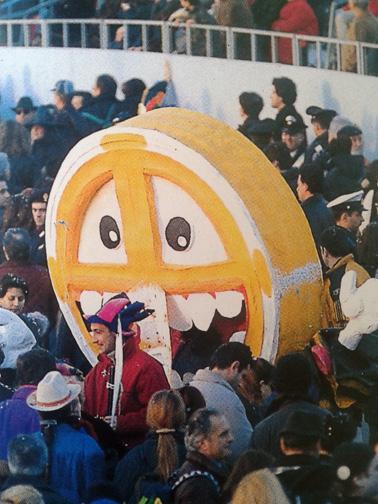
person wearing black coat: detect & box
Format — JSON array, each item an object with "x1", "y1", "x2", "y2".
[
  {"x1": 114, "y1": 390, "x2": 187, "y2": 504},
  {"x1": 81, "y1": 74, "x2": 123, "y2": 130}
]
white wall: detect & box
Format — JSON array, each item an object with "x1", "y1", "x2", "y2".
[{"x1": 0, "y1": 47, "x2": 377, "y2": 159}]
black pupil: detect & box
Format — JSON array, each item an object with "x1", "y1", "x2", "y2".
[
  {"x1": 99, "y1": 216, "x2": 121, "y2": 249},
  {"x1": 165, "y1": 217, "x2": 191, "y2": 251}
]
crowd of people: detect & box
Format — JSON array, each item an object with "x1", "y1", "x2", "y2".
[
  {"x1": 6, "y1": 0, "x2": 377, "y2": 71},
  {"x1": 0, "y1": 58, "x2": 377, "y2": 503}
]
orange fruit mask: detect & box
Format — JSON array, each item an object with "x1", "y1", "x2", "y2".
[{"x1": 46, "y1": 109, "x2": 322, "y2": 371}]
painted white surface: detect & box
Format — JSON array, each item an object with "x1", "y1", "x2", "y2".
[
  {"x1": 152, "y1": 176, "x2": 227, "y2": 265},
  {"x1": 78, "y1": 179, "x2": 127, "y2": 264},
  {"x1": 0, "y1": 47, "x2": 377, "y2": 159}
]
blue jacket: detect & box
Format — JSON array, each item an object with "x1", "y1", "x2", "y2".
[{"x1": 47, "y1": 423, "x2": 105, "y2": 504}]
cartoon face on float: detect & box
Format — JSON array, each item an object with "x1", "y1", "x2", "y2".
[{"x1": 46, "y1": 108, "x2": 322, "y2": 370}]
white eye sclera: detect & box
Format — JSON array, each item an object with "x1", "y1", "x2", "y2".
[{"x1": 152, "y1": 176, "x2": 227, "y2": 266}]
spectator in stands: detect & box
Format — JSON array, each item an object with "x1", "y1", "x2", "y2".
[
  {"x1": 52, "y1": 80, "x2": 95, "y2": 149},
  {"x1": 252, "y1": 352, "x2": 329, "y2": 458},
  {"x1": 28, "y1": 189, "x2": 48, "y2": 267},
  {"x1": 320, "y1": 225, "x2": 370, "y2": 329},
  {"x1": 0, "y1": 120, "x2": 38, "y2": 194},
  {"x1": 308, "y1": 0, "x2": 332, "y2": 36},
  {"x1": 25, "y1": 106, "x2": 66, "y2": 176},
  {"x1": 297, "y1": 163, "x2": 335, "y2": 250},
  {"x1": 281, "y1": 115, "x2": 307, "y2": 169},
  {"x1": 305, "y1": 106, "x2": 337, "y2": 163},
  {"x1": 0, "y1": 349, "x2": 56, "y2": 461},
  {"x1": 172, "y1": 408, "x2": 232, "y2": 504},
  {"x1": 190, "y1": 342, "x2": 253, "y2": 460},
  {"x1": 2, "y1": 434, "x2": 69, "y2": 504},
  {"x1": 265, "y1": 142, "x2": 297, "y2": 193},
  {"x1": 337, "y1": 124, "x2": 366, "y2": 161},
  {"x1": 270, "y1": 77, "x2": 304, "y2": 140},
  {"x1": 0, "y1": 176, "x2": 11, "y2": 230},
  {"x1": 328, "y1": 115, "x2": 353, "y2": 143},
  {"x1": 341, "y1": 0, "x2": 378, "y2": 75},
  {"x1": 27, "y1": 370, "x2": 106, "y2": 504},
  {"x1": 214, "y1": 0, "x2": 254, "y2": 59},
  {"x1": 114, "y1": 78, "x2": 146, "y2": 122},
  {"x1": 272, "y1": 410, "x2": 334, "y2": 502},
  {"x1": 12, "y1": 97, "x2": 37, "y2": 126},
  {"x1": 0, "y1": 228, "x2": 58, "y2": 325},
  {"x1": 323, "y1": 135, "x2": 364, "y2": 201},
  {"x1": 237, "y1": 91, "x2": 264, "y2": 138},
  {"x1": 81, "y1": 74, "x2": 122, "y2": 129},
  {"x1": 171, "y1": 0, "x2": 217, "y2": 56},
  {"x1": 271, "y1": 0, "x2": 319, "y2": 65},
  {"x1": 117, "y1": 0, "x2": 154, "y2": 48},
  {"x1": 114, "y1": 390, "x2": 187, "y2": 503},
  {"x1": 70, "y1": 91, "x2": 92, "y2": 111}
]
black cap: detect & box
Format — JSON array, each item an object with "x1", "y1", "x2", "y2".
[
  {"x1": 338, "y1": 125, "x2": 362, "y2": 138},
  {"x1": 280, "y1": 410, "x2": 324, "y2": 438},
  {"x1": 24, "y1": 106, "x2": 55, "y2": 129},
  {"x1": 12, "y1": 96, "x2": 37, "y2": 113},
  {"x1": 282, "y1": 115, "x2": 307, "y2": 134},
  {"x1": 320, "y1": 225, "x2": 356, "y2": 257},
  {"x1": 30, "y1": 189, "x2": 49, "y2": 205}
]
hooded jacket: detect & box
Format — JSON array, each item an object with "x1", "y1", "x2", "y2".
[{"x1": 190, "y1": 368, "x2": 252, "y2": 460}]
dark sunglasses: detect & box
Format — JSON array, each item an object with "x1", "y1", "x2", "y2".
[{"x1": 15, "y1": 109, "x2": 29, "y2": 115}]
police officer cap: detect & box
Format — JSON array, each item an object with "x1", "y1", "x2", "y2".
[
  {"x1": 327, "y1": 190, "x2": 364, "y2": 213},
  {"x1": 282, "y1": 115, "x2": 307, "y2": 134}
]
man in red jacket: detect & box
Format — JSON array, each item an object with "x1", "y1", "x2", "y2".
[
  {"x1": 83, "y1": 296, "x2": 169, "y2": 449},
  {"x1": 272, "y1": 0, "x2": 319, "y2": 65}
]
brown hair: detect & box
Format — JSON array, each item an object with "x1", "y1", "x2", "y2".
[
  {"x1": 146, "y1": 390, "x2": 186, "y2": 481},
  {"x1": 0, "y1": 121, "x2": 31, "y2": 158}
]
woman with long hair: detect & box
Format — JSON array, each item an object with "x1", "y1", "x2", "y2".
[
  {"x1": 0, "y1": 121, "x2": 37, "y2": 194},
  {"x1": 114, "y1": 389, "x2": 187, "y2": 503}
]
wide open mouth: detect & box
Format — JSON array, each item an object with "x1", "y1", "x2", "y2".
[{"x1": 77, "y1": 288, "x2": 247, "y2": 357}]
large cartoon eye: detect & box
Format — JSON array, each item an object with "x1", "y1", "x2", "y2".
[
  {"x1": 152, "y1": 177, "x2": 227, "y2": 265},
  {"x1": 78, "y1": 180, "x2": 127, "y2": 264},
  {"x1": 100, "y1": 216, "x2": 121, "y2": 249},
  {"x1": 165, "y1": 217, "x2": 191, "y2": 251}
]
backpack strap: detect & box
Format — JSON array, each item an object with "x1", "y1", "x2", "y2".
[{"x1": 171, "y1": 470, "x2": 220, "y2": 494}]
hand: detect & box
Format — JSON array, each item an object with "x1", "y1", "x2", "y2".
[
  {"x1": 115, "y1": 26, "x2": 124, "y2": 43},
  {"x1": 163, "y1": 60, "x2": 171, "y2": 82},
  {"x1": 103, "y1": 415, "x2": 117, "y2": 429}
]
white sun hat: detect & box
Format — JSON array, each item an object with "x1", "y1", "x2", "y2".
[{"x1": 27, "y1": 371, "x2": 81, "y2": 412}]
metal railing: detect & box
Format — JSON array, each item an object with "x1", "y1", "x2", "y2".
[{"x1": 0, "y1": 18, "x2": 376, "y2": 76}]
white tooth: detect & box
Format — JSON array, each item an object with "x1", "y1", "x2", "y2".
[
  {"x1": 102, "y1": 292, "x2": 115, "y2": 305},
  {"x1": 186, "y1": 293, "x2": 216, "y2": 332},
  {"x1": 80, "y1": 290, "x2": 103, "y2": 315},
  {"x1": 128, "y1": 285, "x2": 172, "y2": 376},
  {"x1": 167, "y1": 295, "x2": 193, "y2": 332},
  {"x1": 229, "y1": 331, "x2": 246, "y2": 343},
  {"x1": 216, "y1": 291, "x2": 243, "y2": 318}
]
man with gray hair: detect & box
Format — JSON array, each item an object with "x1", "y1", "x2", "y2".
[
  {"x1": 1, "y1": 434, "x2": 69, "y2": 504},
  {"x1": 172, "y1": 408, "x2": 233, "y2": 504}
]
